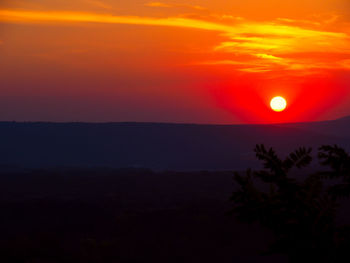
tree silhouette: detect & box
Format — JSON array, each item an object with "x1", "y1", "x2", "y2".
[
  {"x1": 319, "y1": 145, "x2": 350, "y2": 199},
  {"x1": 231, "y1": 144, "x2": 350, "y2": 263}
]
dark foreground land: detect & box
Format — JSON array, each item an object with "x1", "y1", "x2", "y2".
[
  {"x1": 1, "y1": 118, "x2": 350, "y2": 262},
  {"x1": 0, "y1": 168, "x2": 287, "y2": 263}
]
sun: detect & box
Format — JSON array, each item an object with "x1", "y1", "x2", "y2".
[{"x1": 270, "y1": 96, "x2": 287, "y2": 112}]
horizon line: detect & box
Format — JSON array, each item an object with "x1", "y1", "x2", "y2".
[{"x1": 0, "y1": 115, "x2": 347, "y2": 126}]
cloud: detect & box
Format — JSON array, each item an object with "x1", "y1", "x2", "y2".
[
  {"x1": 199, "y1": 58, "x2": 278, "y2": 73},
  {"x1": 145, "y1": 2, "x2": 207, "y2": 11},
  {"x1": 200, "y1": 56, "x2": 350, "y2": 74},
  {"x1": 0, "y1": 8, "x2": 349, "y2": 74},
  {"x1": 145, "y1": 2, "x2": 172, "y2": 8},
  {"x1": 211, "y1": 14, "x2": 244, "y2": 21},
  {"x1": 277, "y1": 17, "x2": 320, "y2": 26},
  {"x1": 255, "y1": 53, "x2": 284, "y2": 61},
  {"x1": 0, "y1": 9, "x2": 231, "y2": 31},
  {"x1": 1, "y1": 9, "x2": 345, "y2": 38}
]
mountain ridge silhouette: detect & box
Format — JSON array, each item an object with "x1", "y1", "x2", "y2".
[{"x1": 0, "y1": 117, "x2": 349, "y2": 170}]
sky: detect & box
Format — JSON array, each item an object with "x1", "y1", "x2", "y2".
[{"x1": 1, "y1": 0, "x2": 350, "y2": 124}]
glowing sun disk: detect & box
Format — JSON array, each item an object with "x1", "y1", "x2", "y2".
[{"x1": 270, "y1": 96, "x2": 287, "y2": 112}]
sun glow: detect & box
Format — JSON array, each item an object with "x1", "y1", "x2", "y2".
[{"x1": 270, "y1": 96, "x2": 287, "y2": 112}]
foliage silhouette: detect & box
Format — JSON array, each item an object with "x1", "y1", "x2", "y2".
[{"x1": 231, "y1": 144, "x2": 350, "y2": 263}]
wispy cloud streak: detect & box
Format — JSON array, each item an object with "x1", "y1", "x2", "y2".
[
  {"x1": 0, "y1": 9, "x2": 234, "y2": 31},
  {"x1": 145, "y1": 2, "x2": 207, "y2": 10},
  {"x1": 1, "y1": 9, "x2": 349, "y2": 74}
]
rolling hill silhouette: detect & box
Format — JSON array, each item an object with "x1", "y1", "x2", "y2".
[{"x1": 0, "y1": 117, "x2": 349, "y2": 170}]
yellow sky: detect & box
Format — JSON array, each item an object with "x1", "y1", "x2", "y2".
[{"x1": 1, "y1": 1, "x2": 349, "y2": 74}]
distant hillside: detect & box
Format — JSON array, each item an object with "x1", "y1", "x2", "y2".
[
  {"x1": 279, "y1": 117, "x2": 350, "y2": 139},
  {"x1": 0, "y1": 118, "x2": 349, "y2": 170}
]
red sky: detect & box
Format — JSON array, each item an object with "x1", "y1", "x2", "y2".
[{"x1": 1, "y1": 0, "x2": 350, "y2": 123}]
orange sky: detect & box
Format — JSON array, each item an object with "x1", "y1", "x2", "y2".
[{"x1": 0, "y1": 0, "x2": 350, "y2": 123}]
